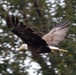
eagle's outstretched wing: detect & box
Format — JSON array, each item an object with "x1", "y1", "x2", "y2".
[
  {"x1": 42, "y1": 21, "x2": 70, "y2": 46},
  {"x1": 6, "y1": 14, "x2": 47, "y2": 46}
]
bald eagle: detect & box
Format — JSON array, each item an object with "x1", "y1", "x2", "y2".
[{"x1": 6, "y1": 14, "x2": 70, "y2": 54}]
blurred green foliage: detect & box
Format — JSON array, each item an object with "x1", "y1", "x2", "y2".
[{"x1": 0, "y1": 0, "x2": 76, "y2": 75}]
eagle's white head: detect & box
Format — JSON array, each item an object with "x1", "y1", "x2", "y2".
[{"x1": 19, "y1": 44, "x2": 28, "y2": 50}]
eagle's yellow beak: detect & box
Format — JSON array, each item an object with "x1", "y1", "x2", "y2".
[
  {"x1": 19, "y1": 46, "x2": 24, "y2": 50},
  {"x1": 19, "y1": 44, "x2": 28, "y2": 50}
]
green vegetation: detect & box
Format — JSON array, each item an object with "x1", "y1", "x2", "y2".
[{"x1": 0, "y1": 0, "x2": 76, "y2": 75}]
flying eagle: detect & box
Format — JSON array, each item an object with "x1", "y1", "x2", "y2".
[{"x1": 6, "y1": 14, "x2": 70, "y2": 54}]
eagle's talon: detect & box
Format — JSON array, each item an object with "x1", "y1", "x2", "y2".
[{"x1": 51, "y1": 49, "x2": 57, "y2": 52}]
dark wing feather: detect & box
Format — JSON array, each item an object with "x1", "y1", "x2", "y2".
[
  {"x1": 42, "y1": 21, "x2": 70, "y2": 46},
  {"x1": 6, "y1": 14, "x2": 47, "y2": 46}
]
